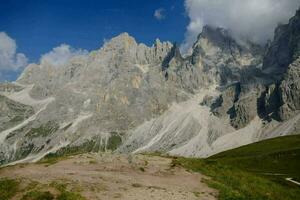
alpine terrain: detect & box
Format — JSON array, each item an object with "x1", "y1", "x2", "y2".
[{"x1": 1, "y1": 9, "x2": 300, "y2": 167}]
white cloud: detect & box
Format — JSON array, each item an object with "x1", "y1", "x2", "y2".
[
  {"x1": 0, "y1": 32, "x2": 28, "y2": 71},
  {"x1": 40, "y1": 44, "x2": 88, "y2": 66},
  {"x1": 181, "y1": 0, "x2": 300, "y2": 53},
  {"x1": 154, "y1": 8, "x2": 166, "y2": 20}
]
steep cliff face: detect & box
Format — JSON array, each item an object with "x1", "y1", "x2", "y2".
[
  {"x1": 278, "y1": 58, "x2": 300, "y2": 120},
  {"x1": 1, "y1": 33, "x2": 210, "y2": 164},
  {"x1": 263, "y1": 9, "x2": 300, "y2": 76},
  {"x1": 260, "y1": 9, "x2": 300, "y2": 121},
  {"x1": 0, "y1": 95, "x2": 34, "y2": 132},
  {"x1": 191, "y1": 26, "x2": 264, "y2": 85},
  {"x1": 0, "y1": 10, "x2": 300, "y2": 164},
  {"x1": 209, "y1": 8, "x2": 300, "y2": 126}
]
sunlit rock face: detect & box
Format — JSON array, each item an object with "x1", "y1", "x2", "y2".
[
  {"x1": 1, "y1": 9, "x2": 300, "y2": 164},
  {"x1": 190, "y1": 25, "x2": 264, "y2": 85}
]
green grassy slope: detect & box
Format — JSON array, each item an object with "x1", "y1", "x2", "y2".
[
  {"x1": 172, "y1": 134, "x2": 300, "y2": 200},
  {"x1": 210, "y1": 135, "x2": 300, "y2": 180}
]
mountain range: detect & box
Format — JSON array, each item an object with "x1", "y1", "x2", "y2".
[{"x1": 0, "y1": 9, "x2": 300, "y2": 165}]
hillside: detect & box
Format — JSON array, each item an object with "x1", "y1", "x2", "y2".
[
  {"x1": 210, "y1": 134, "x2": 300, "y2": 179},
  {"x1": 172, "y1": 134, "x2": 300, "y2": 200}
]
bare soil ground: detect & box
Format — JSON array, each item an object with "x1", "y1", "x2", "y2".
[{"x1": 0, "y1": 153, "x2": 218, "y2": 200}]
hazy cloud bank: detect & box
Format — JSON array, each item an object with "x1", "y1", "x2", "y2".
[{"x1": 181, "y1": 0, "x2": 300, "y2": 53}]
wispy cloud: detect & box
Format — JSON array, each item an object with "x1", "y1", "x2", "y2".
[{"x1": 154, "y1": 8, "x2": 166, "y2": 20}]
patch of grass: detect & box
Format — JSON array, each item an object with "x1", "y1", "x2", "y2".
[
  {"x1": 107, "y1": 132, "x2": 122, "y2": 151},
  {"x1": 38, "y1": 155, "x2": 69, "y2": 166},
  {"x1": 0, "y1": 178, "x2": 85, "y2": 200},
  {"x1": 49, "y1": 181, "x2": 86, "y2": 200},
  {"x1": 25, "y1": 181, "x2": 39, "y2": 191},
  {"x1": 21, "y1": 190, "x2": 54, "y2": 200},
  {"x1": 89, "y1": 160, "x2": 97, "y2": 164},
  {"x1": 49, "y1": 181, "x2": 68, "y2": 192},
  {"x1": 57, "y1": 190, "x2": 85, "y2": 200},
  {"x1": 172, "y1": 134, "x2": 300, "y2": 200},
  {"x1": 210, "y1": 134, "x2": 300, "y2": 181},
  {"x1": 0, "y1": 178, "x2": 19, "y2": 200},
  {"x1": 193, "y1": 191, "x2": 201, "y2": 197},
  {"x1": 141, "y1": 151, "x2": 163, "y2": 157},
  {"x1": 172, "y1": 158, "x2": 300, "y2": 200}
]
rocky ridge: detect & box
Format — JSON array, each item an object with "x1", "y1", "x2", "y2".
[{"x1": 0, "y1": 10, "x2": 300, "y2": 165}]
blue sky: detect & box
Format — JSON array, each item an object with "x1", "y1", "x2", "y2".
[{"x1": 0, "y1": 0, "x2": 187, "y2": 63}]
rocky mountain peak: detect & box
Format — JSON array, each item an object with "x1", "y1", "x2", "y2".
[
  {"x1": 102, "y1": 32, "x2": 138, "y2": 51},
  {"x1": 190, "y1": 24, "x2": 263, "y2": 81},
  {"x1": 263, "y1": 8, "x2": 300, "y2": 76},
  {"x1": 153, "y1": 38, "x2": 172, "y2": 49},
  {"x1": 154, "y1": 38, "x2": 162, "y2": 46},
  {"x1": 192, "y1": 25, "x2": 262, "y2": 57},
  {"x1": 195, "y1": 25, "x2": 232, "y2": 48},
  {"x1": 101, "y1": 33, "x2": 173, "y2": 63}
]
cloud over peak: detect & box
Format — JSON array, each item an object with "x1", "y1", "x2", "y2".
[
  {"x1": 181, "y1": 0, "x2": 300, "y2": 53},
  {"x1": 40, "y1": 44, "x2": 88, "y2": 67}
]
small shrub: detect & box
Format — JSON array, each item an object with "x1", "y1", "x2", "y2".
[
  {"x1": 89, "y1": 160, "x2": 97, "y2": 164},
  {"x1": 139, "y1": 167, "x2": 145, "y2": 172},
  {"x1": 107, "y1": 133, "x2": 122, "y2": 150},
  {"x1": 49, "y1": 182, "x2": 67, "y2": 192},
  {"x1": 50, "y1": 181, "x2": 86, "y2": 200},
  {"x1": 57, "y1": 191, "x2": 85, "y2": 200},
  {"x1": 21, "y1": 190, "x2": 54, "y2": 200},
  {"x1": 131, "y1": 183, "x2": 143, "y2": 188},
  {"x1": 0, "y1": 178, "x2": 19, "y2": 200}
]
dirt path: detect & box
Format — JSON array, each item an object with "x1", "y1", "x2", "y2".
[
  {"x1": 286, "y1": 178, "x2": 300, "y2": 186},
  {"x1": 0, "y1": 153, "x2": 217, "y2": 200}
]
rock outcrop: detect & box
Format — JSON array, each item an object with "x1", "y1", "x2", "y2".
[
  {"x1": 278, "y1": 58, "x2": 300, "y2": 120},
  {"x1": 263, "y1": 9, "x2": 300, "y2": 76},
  {"x1": 0, "y1": 95, "x2": 34, "y2": 132}
]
